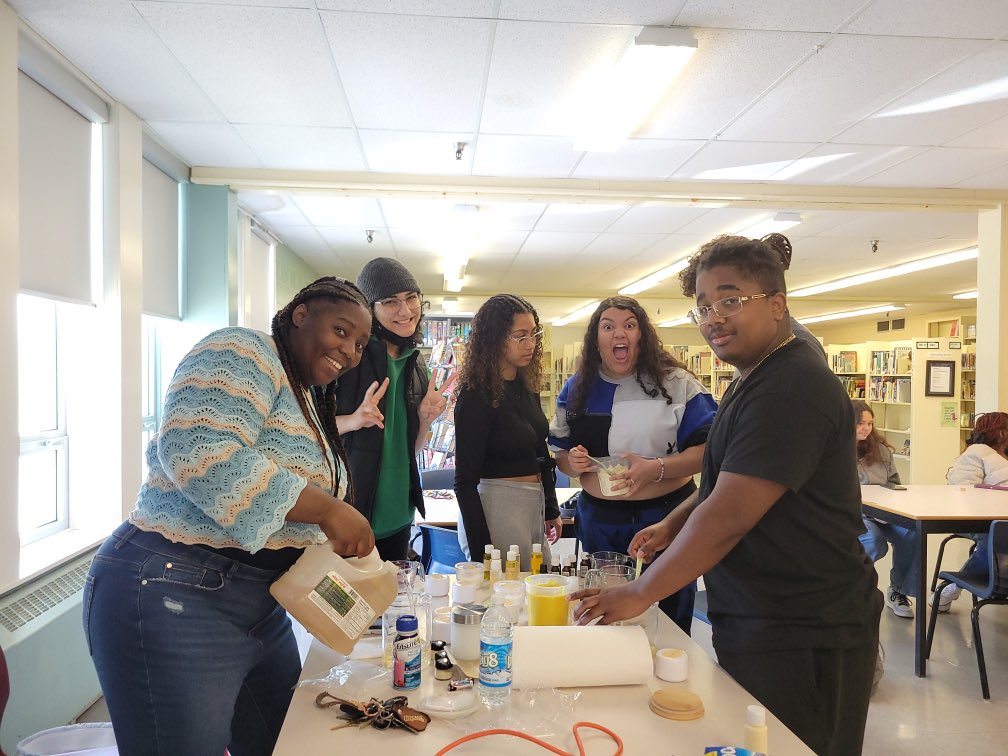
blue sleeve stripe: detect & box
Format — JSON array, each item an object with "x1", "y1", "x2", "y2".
[{"x1": 677, "y1": 393, "x2": 718, "y2": 449}]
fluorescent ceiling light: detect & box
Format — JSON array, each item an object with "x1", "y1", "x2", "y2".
[
  {"x1": 554, "y1": 300, "x2": 601, "y2": 327},
  {"x1": 573, "y1": 27, "x2": 697, "y2": 151},
  {"x1": 953, "y1": 290, "x2": 978, "y2": 300},
  {"x1": 441, "y1": 297, "x2": 458, "y2": 314},
  {"x1": 738, "y1": 211, "x2": 803, "y2": 239},
  {"x1": 618, "y1": 257, "x2": 691, "y2": 296},
  {"x1": 798, "y1": 304, "x2": 904, "y2": 325},
  {"x1": 789, "y1": 246, "x2": 978, "y2": 298},
  {"x1": 443, "y1": 276, "x2": 464, "y2": 293},
  {"x1": 658, "y1": 316, "x2": 692, "y2": 327},
  {"x1": 879, "y1": 75, "x2": 1008, "y2": 117}
]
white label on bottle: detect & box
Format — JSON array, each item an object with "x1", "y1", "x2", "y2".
[{"x1": 307, "y1": 570, "x2": 374, "y2": 638}]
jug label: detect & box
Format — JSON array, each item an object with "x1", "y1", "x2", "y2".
[{"x1": 307, "y1": 570, "x2": 374, "y2": 638}]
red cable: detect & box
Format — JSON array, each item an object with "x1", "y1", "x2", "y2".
[{"x1": 434, "y1": 721, "x2": 623, "y2": 755}]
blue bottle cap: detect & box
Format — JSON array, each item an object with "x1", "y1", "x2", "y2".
[{"x1": 396, "y1": 614, "x2": 418, "y2": 632}]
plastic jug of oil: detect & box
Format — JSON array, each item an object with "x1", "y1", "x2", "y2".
[{"x1": 270, "y1": 543, "x2": 399, "y2": 655}]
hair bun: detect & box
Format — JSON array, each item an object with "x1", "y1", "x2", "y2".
[{"x1": 761, "y1": 232, "x2": 792, "y2": 269}]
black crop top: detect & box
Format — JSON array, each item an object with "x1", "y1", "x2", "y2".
[{"x1": 453, "y1": 379, "x2": 560, "y2": 557}]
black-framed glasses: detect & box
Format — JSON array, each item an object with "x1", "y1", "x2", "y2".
[
  {"x1": 687, "y1": 294, "x2": 769, "y2": 325},
  {"x1": 376, "y1": 293, "x2": 422, "y2": 313},
  {"x1": 507, "y1": 327, "x2": 544, "y2": 346}
]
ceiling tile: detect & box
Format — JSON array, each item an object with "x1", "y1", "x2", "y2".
[
  {"x1": 673, "y1": 141, "x2": 819, "y2": 180},
  {"x1": 765, "y1": 144, "x2": 929, "y2": 184},
  {"x1": 237, "y1": 192, "x2": 310, "y2": 226},
  {"x1": 498, "y1": 0, "x2": 689, "y2": 24},
  {"x1": 517, "y1": 231, "x2": 597, "y2": 257},
  {"x1": 316, "y1": 226, "x2": 392, "y2": 264},
  {"x1": 290, "y1": 196, "x2": 386, "y2": 228},
  {"x1": 573, "y1": 139, "x2": 703, "y2": 179},
  {"x1": 574, "y1": 232, "x2": 671, "y2": 260},
  {"x1": 816, "y1": 210, "x2": 978, "y2": 241},
  {"x1": 534, "y1": 204, "x2": 629, "y2": 233},
  {"x1": 144, "y1": 122, "x2": 261, "y2": 167},
  {"x1": 676, "y1": 0, "x2": 868, "y2": 32},
  {"x1": 471, "y1": 135, "x2": 582, "y2": 177},
  {"x1": 359, "y1": 130, "x2": 476, "y2": 173},
  {"x1": 858, "y1": 147, "x2": 1008, "y2": 187},
  {"x1": 11, "y1": 0, "x2": 222, "y2": 123},
  {"x1": 837, "y1": 43, "x2": 1008, "y2": 146},
  {"x1": 481, "y1": 20, "x2": 630, "y2": 136},
  {"x1": 320, "y1": 11, "x2": 490, "y2": 132},
  {"x1": 317, "y1": 1, "x2": 497, "y2": 15},
  {"x1": 675, "y1": 207, "x2": 770, "y2": 238},
  {"x1": 135, "y1": 2, "x2": 352, "y2": 127},
  {"x1": 842, "y1": 0, "x2": 1008, "y2": 38},
  {"x1": 719, "y1": 35, "x2": 985, "y2": 142},
  {"x1": 233, "y1": 125, "x2": 366, "y2": 171},
  {"x1": 952, "y1": 162, "x2": 1008, "y2": 189},
  {"x1": 947, "y1": 112, "x2": 1008, "y2": 149},
  {"x1": 643, "y1": 29, "x2": 828, "y2": 140},
  {"x1": 606, "y1": 205, "x2": 708, "y2": 234}
]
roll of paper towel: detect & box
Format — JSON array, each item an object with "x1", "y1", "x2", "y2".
[{"x1": 511, "y1": 625, "x2": 653, "y2": 689}]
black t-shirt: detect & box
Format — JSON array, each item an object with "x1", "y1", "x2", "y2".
[
  {"x1": 453, "y1": 379, "x2": 559, "y2": 555},
  {"x1": 700, "y1": 338, "x2": 881, "y2": 652}
]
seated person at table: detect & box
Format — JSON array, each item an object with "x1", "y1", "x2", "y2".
[
  {"x1": 453, "y1": 294, "x2": 562, "y2": 570},
  {"x1": 572, "y1": 235, "x2": 881, "y2": 756},
  {"x1": 854, "y1": 399, "x2": 917, "y2": 619},
  {"x1": 935, "y1": 411, "x2": 1008, "y2": 611}
]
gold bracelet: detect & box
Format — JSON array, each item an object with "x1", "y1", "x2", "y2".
[{"x1": 652, "y1": 457, "x2": 665, "y2": 483}]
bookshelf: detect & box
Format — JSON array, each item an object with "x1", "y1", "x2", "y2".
[
  {"x1": 960, "y1": 346, "x2": 976, "y2": 452},
  {"x1": 421, "y1": 316, "x2": 471, "y2": 347},
  {"x1": 866, "y1": 341, "x2": 913, "y2": 482},
  {"x1": 827, "y1": 343, "x2": 868, "y2": 400},
  {"x1": 418, "y1": 337, "x2": 464, "y2": 471}
]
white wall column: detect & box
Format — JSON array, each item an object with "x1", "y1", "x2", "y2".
[
  {"x1": 976, "y1": 206, "x2": 1008, "y2": 413},
  {"x1": 100, "y1": 103, "x2": 144, "y2": 521},
  {"x1": 0, "y1": 2, "x2": 21, "y2": 589}
]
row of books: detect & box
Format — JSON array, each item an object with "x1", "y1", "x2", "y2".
[
  {"x1": 712, "y1": 376, "x2": 734, "y2": 400},
  {"x1": 961, "y1": 352, "x2": 976, "y2": 370},
  {"x1": 870, "y1": 347, "x2": 912, "y2": 376},
  {"x1": 422, "y1": 319, "x2": 471, "y2": 345},
  {"x1": 868, "y1": 377, "x2": 911, "y2": 403},
  {"x1": 837, "y1": 376, "x2": 866, "y2": 398},
  {"x1": 832, "y1": 350, "x2": 858, "y2": 373}
]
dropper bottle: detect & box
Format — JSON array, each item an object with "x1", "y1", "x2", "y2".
[{"x1": 744, "y1": 704, "x2": 768, "y2": 754}]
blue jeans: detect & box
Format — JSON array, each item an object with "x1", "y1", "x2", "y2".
[
  {"x1": 961, "y1": 533, "x2": 989, "y2": 578},
  {"x1": 859, "y1": 515, "x2": 919, "y2": 597},
  {"x1": 82, "y1": 523, "x2": 301, "y2": 756}
]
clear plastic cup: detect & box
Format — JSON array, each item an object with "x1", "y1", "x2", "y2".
[
  {"x1": 454, "y1": 561, "x2": 484, "y2": 586},
  {"x1": 594, "y1": 454, "x2": 629, "y2": 496},
  {"x1": 524, "y1": 574, "x2": 572, "y2": 626},
  {"x1": 492, "y1": 579, "x2": 525, "y2": 623},
  {"x1": 590, "y1": 551, "x2": 632, "y2": 570}
]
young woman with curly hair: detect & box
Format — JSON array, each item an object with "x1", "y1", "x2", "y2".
[
  {"x1": 453, "y1": 294, "x2": 562, "y2": 570},
  {"x1": 549, "y1": 295, "x2": 717, "y2": 633},
  {"x1": 853, "y1": 399, "x2": 916, "y2": 619},
  {"x1": 936, "y1": 411, "x2": 1008, "y2": 611}
]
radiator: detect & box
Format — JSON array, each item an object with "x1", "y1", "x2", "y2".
[{"x1": 0, "y1": 550, "x2": 100, "y2": 754}]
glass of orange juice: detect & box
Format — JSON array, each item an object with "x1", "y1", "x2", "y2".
[{"x1": 524, "y1": 574, "x2": 572, "y2": 626}]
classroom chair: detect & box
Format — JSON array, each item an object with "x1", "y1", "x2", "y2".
[
  {"x1": 419, "y1": 467, "x2": 455, "y2": 490},
  {"x1": 925, "y1": 520, "x2": 1008, "y2": 699},
  {"x1": 418, "y1": 524, "x2": 466, "y2": 575}
]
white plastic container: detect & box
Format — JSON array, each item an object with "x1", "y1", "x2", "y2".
[{"x1": 270, "y1": 543, "x2": 398, "y2": 655}]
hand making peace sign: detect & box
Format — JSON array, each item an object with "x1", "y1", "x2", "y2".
[
  {"x1": 351, "y1": 377, "x2": 389, "y2": 431},
  {"x1": 418, "y1": 369, "x2": 457, "y2": 427}
]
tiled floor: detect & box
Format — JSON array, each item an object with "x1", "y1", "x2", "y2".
[{"x1": 79, "y1": 539, "x2": 1008, "y2": 755}]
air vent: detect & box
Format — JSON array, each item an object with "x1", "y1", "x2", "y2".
[
  {"x1": 0, "y1": 559, "x2": 91, "y2": 632},
  {"x1": 876, "y1": 320, "x2": 890, "y2": 332}
]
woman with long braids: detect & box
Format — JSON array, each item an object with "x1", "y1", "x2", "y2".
[
  {"x1": 549, "y1": 295, "x2": 717, "y2": 634},
  {"x1": 83, "y1": 277, "x2": 375, "y2": 756},
  {"x1": 453, "y1": 294, "x2": 562, "y2": 569},
  {"x1": 335, "y1": 257, "x2": 450, "y2": 560}
]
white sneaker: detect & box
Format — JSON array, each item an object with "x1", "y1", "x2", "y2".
[
  {"x1": 885, "y1": 588, "x2": 913, "y2": 618},
  {"x1": 929, "y1": 583, "x2": 961, "y2": 613}
]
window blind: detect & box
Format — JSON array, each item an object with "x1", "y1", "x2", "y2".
[
  {"x1": 18, "y1": 72, "x2": 94, "y2": 304},
  {"x1": 242, "y1": 229, "x2": 273, "y2": 331},
  {"x1": 142, "y1": 160, "x2": 181, "y2": 319}
]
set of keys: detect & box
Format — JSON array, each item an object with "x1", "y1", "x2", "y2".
[{"x1": 314, "y1": 691, "x2": 431, "y2": 734}]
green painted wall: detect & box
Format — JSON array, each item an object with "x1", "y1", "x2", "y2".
[{"x1": 275, "y1": 242, "x2": 319, "y2": 309}]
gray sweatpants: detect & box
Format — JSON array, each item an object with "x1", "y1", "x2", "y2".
[{"x1": 457, "y1": 478, "x2": 552, "y2": 572}]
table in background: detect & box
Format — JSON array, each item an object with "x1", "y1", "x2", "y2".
[
  {"x1": 275, "y1": 617, "x2": 813, "y2": 755},
  {"x1": 860, "y1": 483, "x2": 1008, "y2": 677}
]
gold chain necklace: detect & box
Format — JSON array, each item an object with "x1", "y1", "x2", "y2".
[{"x1": 723, "y1": 333, "x2": 797, "y2": 402}]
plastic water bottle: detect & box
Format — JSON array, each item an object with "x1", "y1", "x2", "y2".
[{"x1": 479, "y1": 594, "x2": 513, "y2": 706}]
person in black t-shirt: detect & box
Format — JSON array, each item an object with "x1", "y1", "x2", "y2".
[
  {"x1": 571, "y1": 234, "x2": 881, "y2": 756},
  {"x1": 453, "y1": 294, "x2": 561, "y2": 570}
]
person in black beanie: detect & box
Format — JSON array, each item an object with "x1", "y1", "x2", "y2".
[{"x1": 334, "y1": 257, "x2": 451, "y2": 559}]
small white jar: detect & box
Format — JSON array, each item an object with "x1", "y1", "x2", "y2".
[{"x1": 450, "y1": 603, "x2": 486, "y2": 660}]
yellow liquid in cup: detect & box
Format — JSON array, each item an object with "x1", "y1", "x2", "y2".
[{"x1": 527, "y1": 585, "x2": 570, "y2": 626}]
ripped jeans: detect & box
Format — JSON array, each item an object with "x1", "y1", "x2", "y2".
[{"x1": 82, "y1": 522, "x2": 300, "y2": 756}]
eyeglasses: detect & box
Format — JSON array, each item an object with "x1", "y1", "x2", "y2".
[
  {"x1": 376, "y1": 293, "x2": 422, "y2": 313},
  {"x1": 507, "y1": 327, "x2": 544, "y2": 346},
  {"x1": 687, "y1": 294, "x2": 770, "y2": 325}
]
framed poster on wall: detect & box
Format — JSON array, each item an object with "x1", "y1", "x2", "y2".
[{"x1": 925, "y1": 360, "x2": 955, "y2": 397}]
